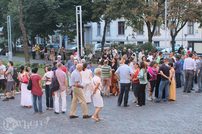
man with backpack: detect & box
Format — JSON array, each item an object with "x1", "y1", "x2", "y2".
[{"x1": 3, "y1": 61, "x2": 16, "y2": 101}]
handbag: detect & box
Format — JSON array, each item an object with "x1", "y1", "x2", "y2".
[
  {"x1": 27, "y1": 78, "x2": 32, "y2": 90},
  {"x1": 22, "y1": 75, "x2": 29, "y2": 84}
]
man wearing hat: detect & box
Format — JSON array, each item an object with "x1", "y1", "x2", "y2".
[
  {"x1": 121, "y1": 47, "x2": 127, "y2": 57},
  {"x1": 56, "y1": 55, "x2": 62, "y2": 65}
]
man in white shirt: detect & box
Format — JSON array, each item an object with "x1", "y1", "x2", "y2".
[
  {"x1": 183, "y1": 53, "x2": 196, "y2": 93},
  {"x1": 112, "y1": 46, "x2": 117, "y2": 58},
  {"x1": 138, "y1": 49, "x2": 145, "y2": 63},
  {"x1": 115, "y1": 59, "x2": 134, "y2": 107},
  {"x1": 0, "y1": 59, "x2": 6, "y2": 96}
]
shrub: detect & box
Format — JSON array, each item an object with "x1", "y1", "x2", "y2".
[{"x1": 0, "y1": 41, "x2": 7, "y2": 49}]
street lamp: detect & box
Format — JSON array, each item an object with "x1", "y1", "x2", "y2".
[
  {"x1": 7, "y1": 15, "x2": 12, "y2": 61},
  {"x1": 165, "y1": 0, "x2": 167, "y2": 49},
  {"x1": 76, "y1": 6, "x2": 83, "y2": 60}
]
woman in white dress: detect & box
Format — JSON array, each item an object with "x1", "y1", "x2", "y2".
[
  {"x1": 81, "y1": 63, "x2": 93, "y2": 104},
  {"x1": 91, "y1": 68, "x2": 104, "y2": 121},
  {"x1": 19, "y1": 65, "x2": 32, "y2": 107}
]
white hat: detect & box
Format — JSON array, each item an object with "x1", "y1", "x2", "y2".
[{"x1": 57, "y1": 55, "x2": 61, "y2": 58}]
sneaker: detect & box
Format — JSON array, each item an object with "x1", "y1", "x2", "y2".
[
  {"x1": 195, "y1": 90, "x2": 201, "y2": 93},
  {"x1": 39, "y1": 111, "x2": 44, "y2": 114},
  {"x1": 9, "y1": 96, "x2": 15, "y2": 99},
  {"x1": 3, "y1": 98, "x2": 9, "y2": 101},
  {"x1": 147, "y1": 97, "x2": 152, "y2": 101}
]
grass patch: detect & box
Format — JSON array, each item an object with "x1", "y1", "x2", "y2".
[{"x1": 13, "y1": 52, "x2": 32, "y2": 58}]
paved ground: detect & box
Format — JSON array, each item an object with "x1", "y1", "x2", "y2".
[{"x1": 0, "y1": 84, "x2": 202, "y2": 134}]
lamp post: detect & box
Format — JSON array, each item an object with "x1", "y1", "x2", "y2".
[
  {"x1": 76, "y1": 6, "x2": 83, "y2": 60},
  {"x1": 7, "y1": 15, "x2": 12, "y2": 61},
  {"x1": 165, "y1": 0, "x2": 167, "y2": 49}
]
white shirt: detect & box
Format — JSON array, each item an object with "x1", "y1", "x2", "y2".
[
  {"x1": 81, "y1": 69, "x2": 92, "y2": 84},
  {"x1": 147, "y1": 56, "x2": 153, "y2": 62},
  {"x1": 44, "y1": 71, "x2": 53, "y2": 85},
  {"x1": 183, "y1": 57, "x2": 196, "y2": 71},
  {"x1": 116, "y1": 64, "x2": 133, "y2": 83},
  {"x1": 172, "y1": 56, "x2": 176, "y2": 62},
  {"x1": 129, "y1": 62, "x2": 134, "y2": 70},
  {"x1": 91, "y1": 76, "x2": 102, "y2": 93},
  {"x1": 112, "y1": 49, "x2": 117, "y2": 57},
  {"x1": 0, "y1": 64, "x2": 6, "y2": 79}
]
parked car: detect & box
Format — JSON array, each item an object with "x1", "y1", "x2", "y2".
[
  {"x1": 47, "y1": 44, "x2": 60, "y2": 49},
  {"x1": 16, "y1": 45, "x2": 23, "y2": 48},
  {"x1": 95, "y1": 43, "x2": 110, "y2": 51}
]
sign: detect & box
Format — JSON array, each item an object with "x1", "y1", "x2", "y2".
[{"x1": 64, "y1": 36, "x2": 67, "y2": 41}]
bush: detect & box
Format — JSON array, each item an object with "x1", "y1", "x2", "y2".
[{"x1": 0, "y1": 41, "x2": 7, "y2": 49}]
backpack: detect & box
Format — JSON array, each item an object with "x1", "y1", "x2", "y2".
[
  {"x1": 49, "y1": 71, "x2": 59, "y2": 92},
  {"x1": 27, "y1": 77, "x2": 32, "y2": 91},
  {"x1": 12, "y1": 67, "x2": 18, "y2": 82}
]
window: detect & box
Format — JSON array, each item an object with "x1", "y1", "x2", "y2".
[
  {"x1": 118, "y1": 22, "x2": 125, "y2": 35},
  {"x1": 154, "y1": 41, "x2": 160, "y2": 47},
  {"x1": 120, "y1": 42, "x2": 124, "y2": 45},
  {"x1": 106, "y1": 23, "x2": 110, "y2": 36},
  {"x1": 187, "y1": 22, "x2": 194, "y2": 34},
  {"x1": 106, "y1": 41, "x2": 110, "y2": 43},
  {"x1": 137, "y1": 24, "x2": 144, "y2": 35},
  {"x1": 97, "y1": 23, "x2": 101, "y2": 36},
  {"x1": 154, "y1": 26, "x2": 160, "y2": 36},
  {"x1": 97, "y1": 41, "x2": 101, "y2": 43},
  {"x1": 137, "y1": 41, "x2": 143, "y2": 45}
]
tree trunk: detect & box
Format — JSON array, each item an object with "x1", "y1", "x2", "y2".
[
  {"x1": 19, "y1": 0, "x2": 29, "y2": 62},
  {"x1": 101, "y1": 19, "x2": 108, "y2": 53},
  {"x1": 146, "y1": 22, "x2": 153, "y2": 43},
  {"x1": 171, "y1": 35, "x2": 175, "y2": 53}
]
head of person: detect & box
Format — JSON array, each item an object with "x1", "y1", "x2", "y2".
[
  {"x1": 164, "y1": 57, "x2": 168, "y2": 62},
  {"x1": 155, "y1": 49, "x2": 158, "y2": 53},
  {"x1": 185, "y1": 54, "x2": 188, "y2": 58},
  {"x1": 109, "y1": 49, "x2": 112, "y2": 54},
  {"x1": 104, "y1": 60, "x2": 108, "y2": 65},
  {"x1": 44, "y1": 65, "x2": 48, "y2": 73},
  {"x1": 58, "y1": 63, "x2": 63, "y2": 69},
  {"x1": 53, "y1": 62, "x2": 57, "y2": 67},
  {"x1": 62, "y1": 46, "x2": 64, "y2": 49},
  {"x1": 89, "y1": 62, "x2": 93, "y2": 67},
  {"x1": 47, "y1": 66, "x2": 52, "y2": 72},
  {"x1": 89, "y1": 51, "x2": 92, "y2": 54},
  {"x1": 26, "y1": 66, "x2": 30, "y2": 72},
  {"x1": 57, "y1": 55, "x2": 61, "y2": 61},
  {"x1": 123, "y1": 47, "x2": 126, "y2": 52},
  {"x1": 168, "y1": 53, "x2": 172, "y2": 58},
  {"x1": 36, "y1": 44, "x2": 38, "y2": 46},
  {"x1": 83, "y1": 63, "x2": 88, "y2": 71},
  {"x1": 0, "y1": 59, "x2": 2, "y2": 65},
  {"x1": 189, "y1": 53, "x2": 193, "y2": 58},
  {"x1": 193, "y1": 51, "x2": 196, "y2": 54},
  {"x1": 199, "y1": 56, "x2": 202, "y2": 60},
  {"x1": 74, "y1": 59, "x2": 78, "y2": 66},
  {"x1": 113, "y1": 46, "x2": 115, "y2": 50},
  {"x1": 140, "y1": 62, "x2": 146, "y2": 70},
  {"x1": 159, "y1": 52, "x2": 163, "y2": 57},
  {"x1": 170, "y1": 52, "x2": 174, "y2": 56},
  {"x1": 181, "y1": 55, "x2": 185, "y2": 60},
  {"x1": 181, "y1": 45, "x2": 183, "y2": 48},
  {"x1": 94, "y1": 68, "x2": 102, "y2": 77},
  {"x1": 122, "y1": 54, "x2": 127, "y2": 60},
  {"x1": 128, "y1": 49, "x2": 131, "y2": 53},
  {"x1": 149, "y1": 61, "x2": 157, "y2": 68},
  {"x1": 141, "y1": 49, "x2": 144, "y2": 54},
  {"x1": 130, "y1": 57, "x2": 134, "y2": 62},
  {"x1": 176, "y1": 56, "x2": 180, "y2": 61},
  {"x1": 165, "y1": 51, "x2": 168, "y2": 55},
  {"x1": 112, "y1": 58, "x2": 117, "y2": 64},
  {"x1": 70, "y1": 55, "x2": 74, "y2": 60},
  {"x1": 148, "y1": 52, "x2": 152, "y2": 56},
  {"x1": 142, "y1": 56, "x2": 146, "y2": 62},
  {"x1": 159, "y1": 60, "x2": 165, "y2": 66},
  {"x1": 7, "y1": 61, "x2": 13, "y2": 67},
  {"x1": 100, "y1": 59, "x2": 104, "y2": 65},
  {"x1": 168, "y1": 62, "x2": 173, "y2": 68},
  {"x1": 76, "y1": 64, "x2": 83, "y2": 72},
  {"x1": 32, "y1": 45, "x2": 35, "y2": 48},
  {"x1": 125, "y1": 59, "x2": 130, "y2": 66},
  {"x1": 133, "y1": 62, "x2": 139, "y2": 69},
  {"x1": 187, "y1": 48, "x2": 189, "y2": 50},
  {"x1": 32, "y1": 67, "x2": 38, "y2": 74},
  {"x1": 81, "y1": 59, "x2": 86, "y2": 64},
  {"x1": 61, "y1": 61, "x2": 65, "y2": 66},
  {"x1": 20, "y1": 65, "x2": 25, "y2": 73}
]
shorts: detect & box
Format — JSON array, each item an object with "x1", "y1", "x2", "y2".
[
  {"x1": 102, "y1": 78, "x2": 111, "y2": 87},
  {"x1": 0, "y1": 79, "x2": 6, "y2": 90},
  {"x1": 6, "y1": 81, "x2": 15, "y2": 92}
]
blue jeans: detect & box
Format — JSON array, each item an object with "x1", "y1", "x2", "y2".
[
  {"x1": 33, "y1": 94, "x2": 42, "y2": 112},
  {"x1": 198, "y1": 73, "x2": 202, "y2": 91},
  {"x1": 157, "y1": 80, "x2": 170, "y2": 102},
  {"x1": 175, "y1": 73, "x2": 181, "y2": 88},
  {"x1": 180, "y1": 71, "x2": 185, "y2": 85}
]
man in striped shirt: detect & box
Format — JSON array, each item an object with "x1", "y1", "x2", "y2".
[{"x1": 101, "y1": 60, "x2": 112, "y2": 97}]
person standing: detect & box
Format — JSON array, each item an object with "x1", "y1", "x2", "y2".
[
  {"x1": 101, "y1": 60, "x2": 112, "y2": 97},
  {"x1": 69, "y1": 64, "x2": 92, "y2": 119},
  {"x1": 115, "y1": 59, "x2": 134, "y2": 107},
  {"x1": 56, "y1": 55, "x2": 62, "y2": 65},
  {"x1": 52, "y1": 62, "x2": 58, "y2": 71},
  {"x1": 178, "y1": 45, "x2": 183, "y2": 54},
  {"x1": 196, "y1": 56, "x2": 202, "y2": 93},
  {"x1": 121, "y1": 47, "x2": 127, "y2": 57},
  {"x1": 136, "y1": 62, "x2": 148, "y2": 107},
  {"x1": 102, "y1": 49, "x2": 108, "y2": 60},
  {"x1": 91, "y1": 68, "x2": 104, "y2": 121},
  {"x1": 35, "y1": 44, "x2": 40, "y2": 60},
  {"x1": 66, "y1": 55, "x2": 75, "y2": 86},
  {"x1": 138, "y1": 49, "x2": 145, "y2": 63},
  {"x1": 127, "y1": 49, "x2": 133, "y2": 58},
  {"x1": 19, "y1": 65, "x2": 32, "y2": 107},
  {"x1": 132, "y1": 62, "x2": 140, "y2": 103},
  {"x1": 49, "y1": 48, "x2": 55, "y2": 65},
  {"x1": 163, "y1": 51, "x2": 169, "y2": 58},
  {"x1": 3, "y1": 61, "x2": 15, "y2": 101},
  {"x1": 112, "y1": 46, "x2": 117, "y2": 58},
  {"x1": 59, "y1": 46, "x2": 65, "y2": 60},
  {"x1": 180, "y1": 55, "x2": 185, "y2": 86},
  {"x1": 87, "y1": 62, "x2": 95, "y2": 76},
  {"x1": 0, "y1": 59, "x2": 6, "y2": 96},
  {"x1": 183, "y1": 53, "x2": 196, "y2": 93},
  {"x1": 156, "y1": 52, "x2": 163, "y2": 64},
  {"x1": 107, "y1": 50, "x2": 113, "y2": 66},
  {"x1": 30, "y1": 67, "x2": 43, "y2": 114},
  {"x1": 111, "y1": 58, "x2": 119, "y2": 96},
  {"x1": 32, "y1": 45, "x2": 36, "y2": 59},
  {"x1": 168, "y1": 63, "x2": 176, "y2": 101},
  {"x1": 147, "y1": 52, "x2": 153, "y2": 62},
  {"x1": 54, "y1": 64, "x2": 68, "y2": 114},
  {"x1": 42, "y1": 66, "x2": 53, "y2": 110},
  {"x1": 174, "y1": 56, "x2": 182, "y2": 88},
  {"x1": 81, "y1": 63, "x2": 93, "y2": 104},
  {"x1": 156, "y1": 60, "x2": 171, "y2": 102}
]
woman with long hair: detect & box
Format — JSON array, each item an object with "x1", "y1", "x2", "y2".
[
  {"x1": 19, "y1": 65, "x2": 32, "y2": 107},
  {"x1": 49, "y1": 48, "x2": 55, "y2": 65},
  {"x1": 120, "y1": 54, "x2": 127, "y2": 66},
  {"x1": 110, "y1": 58, "x2": 119, "y2": 96},
  {"x1": 168, "y1": 62, "x2": 176, "y2": 101},
  {"x1": 132, "y1": 62, "x2": 140, "y2": 103},
  {"x1": 98, "y1": 59, "x2": 104, "y2": 68}
]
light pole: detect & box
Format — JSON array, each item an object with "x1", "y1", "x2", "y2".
[
  {"x1": 76, "y1": 6, "x2": 83, "y2": 60},
  {"x1": 7, "y1": 15, "x2": 12, "y2": 61},
  {"x1": 165, "y1": 0, "x2": 167, "y2": 49},
  {"x1": 184, "y1": 34, "x2": 188, "y2": 48}
]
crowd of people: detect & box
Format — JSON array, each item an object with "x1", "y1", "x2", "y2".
[{"x1": 0, "y1": 44, "x2": 201, "y2": 121}]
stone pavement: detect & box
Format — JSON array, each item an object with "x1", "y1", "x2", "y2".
[{"x1": 0, "y1": 84, "x2": 202, "y2": 134}]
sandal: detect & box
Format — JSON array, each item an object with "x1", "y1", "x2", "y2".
[
  {"x1": 49, "y1": 108, "x2": 53, "y2": 110},
  {"x1": 46, "y1": 107, "x2": 49, "y2": 110}
]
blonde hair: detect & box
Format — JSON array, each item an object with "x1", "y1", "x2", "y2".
[
  {"x1": 122, "y1": 54, "x2": 127, "y2": 60},
  {"x1": 94, "y1": 68, "x2": 101, "y2": 76}
]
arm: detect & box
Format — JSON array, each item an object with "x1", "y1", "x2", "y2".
[
  {"x1": 115, "y1": 72, "x2": 120, "y2": 81},
  {"x1": 38, "y1": 80, "x2": 43, "y2": 90},
  {"x1": 64, "y1": 80, "x2": 68, "y2": 92},
  {"x1": 160, "y1": 71, "x2": 169, "y2": 80},
  {"x1": 197, "y1": 69, "x2": 200, "y2": 77},
  {"x1": 75, "y1": 82, "x2": 84, "y2": 89},
  {"x1": 91, "y1": 82, "x2": 100, "y2": 98},
  {"x1": 25, "y1": 72, "x2": 29, "y2": 80}
]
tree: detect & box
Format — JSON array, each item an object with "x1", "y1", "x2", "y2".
[
  {"x1": 19, "y1": 0, "x2": 29, "y2": 62},
  {"x1": 167, "y1": 0, "x2": 202, "y2": 52}
]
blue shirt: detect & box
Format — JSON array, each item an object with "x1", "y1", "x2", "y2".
[
  {"x1": 71, "y1": 69, "x2": 82, "y2": 86},
  {"x1": 174, "y1": 61, "x2": 182, "y2": 73},
  {"x1": 87, "y1": 65, "x2": 94, "y2": 76},
  {"x1": 180, "y1": 60, "x2": 184, "y2": 70},
  {"x1": 162, "y1": 54, "x2": 169, "y2": 58},
  {"x1": 52, "y1": 66, "x2": 57, "y2": 71},
  {"x1": 116, "y1": 64, "x2": 133, "y2": 83},
  {"x1": 69, "y1": 65, "x2": 76, "y2": 73},
  {"x1": 66, "y1": 60, "x2": 74, "y2": 71}
]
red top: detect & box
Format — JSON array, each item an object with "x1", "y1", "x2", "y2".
[
  {"x1": 132, "y1": 69, "x2": 140, "y2": 83},
  {"x1": 62, "y1": 66, "x2": 67, "y2": 73},
  {"x1": 31, "y1": 74, "x2": 43, "y2": 96},
  {"x1": 187, "y1": 50, "x2": 191, "y2": 54}
]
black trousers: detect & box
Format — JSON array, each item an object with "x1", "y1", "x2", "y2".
[
  {"x1": 138, "y1": 84, "x2": 146, "y2": 106},
  {"x1": 118, "y1": 83, "x2": 130, "y2": 106},
  {"x1": 32, "y1": 52, "x2": 36, "y2": 59},
  {"x1": 150, "y1": 80, "x2": 156, "y2": 93},
  {"x1": 45, "y1": 85, "x2": 53, "y2": 108}
]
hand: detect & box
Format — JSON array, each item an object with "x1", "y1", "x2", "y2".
[
  {"x1": 90, "y1": 94, "x2": 93, "y2": 98},
  {"x1": 197, "y1": 74, "x2": 199, "y2": 77},
  {"x1": 81, "y1": 86, "x2": 84, "y2": 89},
  {"x1": 66, "y1": 88, "x2": 69, "y2": 93}
]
